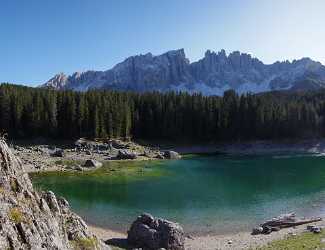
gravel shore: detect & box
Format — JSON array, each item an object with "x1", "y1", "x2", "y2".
[{"x1": 90, "y1": 220, "x2": 324, "y2": 250}]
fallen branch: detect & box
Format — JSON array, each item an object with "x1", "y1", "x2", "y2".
[
  {"x1": 262, "y1": 217, "x2": 322, "y2": 229},
  {"x1": 252, "y1": 213, "x2": 322, "y2": 235}
]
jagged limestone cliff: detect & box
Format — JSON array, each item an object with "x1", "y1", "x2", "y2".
[
  {"x1": 0, "y1": 139, "x2": 109, "y2": 249},
  {"x1": 43, "y1": 49, "x2": 325, "y2": 95}
]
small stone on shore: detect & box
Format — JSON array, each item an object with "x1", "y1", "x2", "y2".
[{"x1": 83, "y1": 159, "x2": 103, "y2": 168}]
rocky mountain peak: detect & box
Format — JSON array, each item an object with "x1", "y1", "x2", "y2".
[
  {"x1": 45, "y1": 72, "x2": 68, "y2": 89},
  {"x1": 42, "y1": 49, "x2": 325, "y2": 95},
  {"x1": 165, "y1": 48, "x2": 187, "y2": 59}
]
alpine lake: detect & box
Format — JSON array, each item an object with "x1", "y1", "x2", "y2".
[{"x1": 31, "y1": 153, "x2": 325, "y2": 235}]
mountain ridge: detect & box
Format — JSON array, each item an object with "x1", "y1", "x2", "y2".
[{"x1": 42, "y1": 49, "x2": 325, "y2": 95}]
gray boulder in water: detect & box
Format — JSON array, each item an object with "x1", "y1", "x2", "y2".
[
  {"x1": 163, "y1": 151, "x2": 181, "y2": 160},
  {"x1": 127, "y1": 213, "x2": 185, "y2": 250}
]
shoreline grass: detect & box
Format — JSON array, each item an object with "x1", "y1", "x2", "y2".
[{"x1": 254, "y1": 231, "x2": 325, "y2": 250}]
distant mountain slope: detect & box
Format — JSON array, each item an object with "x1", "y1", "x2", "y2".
[{"x1": 42, "y1": 49, "x2": 325, "y2": 95}]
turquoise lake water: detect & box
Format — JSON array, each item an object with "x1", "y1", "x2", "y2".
[{"x1": 32, "y1": 154, "x2": 325, "y2": 235}]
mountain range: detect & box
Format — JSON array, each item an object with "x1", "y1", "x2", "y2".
[{"x1": 42, "y1": 49, "x2": 325, "y2": 95}]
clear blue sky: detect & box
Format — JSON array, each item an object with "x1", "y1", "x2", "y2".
[{"x1": 1, "y1": 0, "x2": 325, "y2": 85}]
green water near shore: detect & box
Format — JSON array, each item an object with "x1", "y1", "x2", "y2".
[{"x1": 32, "y1": 154, "x2": 325, "y2": 235}]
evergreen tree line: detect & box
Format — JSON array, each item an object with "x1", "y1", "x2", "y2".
[{"x1": 0, "y1": 83, "x2": 324, "y2": 142}]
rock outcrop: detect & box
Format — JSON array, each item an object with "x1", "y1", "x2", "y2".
[
  {"x1": 117, "y1": 150, "x2": 137, "y2": 160},
  {"x1": 0, "y1": 139, "x2": 109, "y2": 249},
  {"x1": 45, "y1": 72, "x2": 69, "y2": 89},
  {"x1": 74, "y1": 138, "x2": 172, "y2": 161},
  {"x1": 127, "y1": 213, "x2": 185, "y2": 250},
  {"x1": 11, "y1": 139, "x2": 181, "y2": 173},
  {"x1": 42, "y1": 49, "x2": 325, "y2": 95}
]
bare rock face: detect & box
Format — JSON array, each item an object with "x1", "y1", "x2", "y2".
[
  {"x1": 44, "y1": 72, "x2": 69, "y2": 89},
  {"x1": 0, "y1": 139, "x2": 109, "y2": 249},
  {"x1": 42, "y1": 49, "x2": 325, "y2": 95},
  {"x1": 127, "y1": 213, "x2": 185, "y2": 250}
]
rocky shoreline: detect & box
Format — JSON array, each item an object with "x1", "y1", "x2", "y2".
[
  {"x1": 11, "y1": 138, "x2": 325, "y2": 174},
  {"x1": 10, "y1": 138, "x2": 181, "y2": 173},
  {"x1": 89, "y1": 219, "x2": 325, "y2": 250}
]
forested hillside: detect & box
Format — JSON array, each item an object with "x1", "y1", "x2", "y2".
[{"x1": 0, "y1": 83, "x2": 323, "y2": 142}]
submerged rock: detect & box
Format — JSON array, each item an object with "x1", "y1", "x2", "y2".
[{"x1": 127, "y1": 213, "x2": 185, "y2": 250}]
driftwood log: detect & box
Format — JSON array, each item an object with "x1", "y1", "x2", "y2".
[{"x1": 252, "y1": 213, "x2": 322, "y2": 235}]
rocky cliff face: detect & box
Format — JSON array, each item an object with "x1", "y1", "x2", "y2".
[
  {"x1": 0, "y1": 139, "x2": 109, "y2": 249},
  {"x1": 43, "y1": 49, "x2": 325, "y2": 95},
  {"x1": 45, "y1": 73, "x2": 69, "y2": 90}
]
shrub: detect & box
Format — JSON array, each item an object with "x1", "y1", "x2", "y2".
[
  {"x1": 72, "y1": 237, "x2": 99, "y2": 250},
  {"x1": 9, "y1": 207, "x2": 25, "y2": 224}
]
